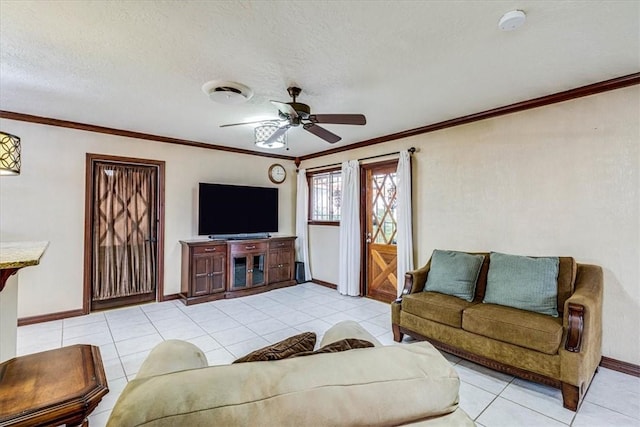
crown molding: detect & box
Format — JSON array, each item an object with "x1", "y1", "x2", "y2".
[
  {"x1": 300, "y1": 72, "x2": 640, "y2": 161},
  {"x1": 2, "y1": 73, "x2": 637, "y2": 162},
  {"x1": 0, "y1": 110, "x2": 296, "y2": 161}
]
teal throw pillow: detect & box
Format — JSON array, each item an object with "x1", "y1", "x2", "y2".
[
  {"x1": 483, "y1": 252, "x2": 559, "y2": 317},
  {"x1": 424, "y1": 250, "x2": 484, "y2": 302}
]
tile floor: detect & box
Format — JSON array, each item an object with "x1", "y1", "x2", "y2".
[{"x1": 16, "y1": 283, "x2": 640, "y2": 426}]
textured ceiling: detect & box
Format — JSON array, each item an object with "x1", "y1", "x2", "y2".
[{"x1": 1, "y1": 1, "x2": 638, "y2": 158}]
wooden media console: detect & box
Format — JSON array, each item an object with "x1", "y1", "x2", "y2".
[{"x1": 179, "y1": 236, "x2": 296, "y2": 305}]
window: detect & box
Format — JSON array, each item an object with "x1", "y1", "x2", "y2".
[{"x1": 308, "y1": 169, "x2": 341, "y2": 224}]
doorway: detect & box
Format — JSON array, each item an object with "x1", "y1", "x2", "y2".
[
  {"x1": 83, "y1": 154, "x2": 165, "y2": 312},
  {"x1": 362, "y1": 160, "x2": 399, "y2": 303}
]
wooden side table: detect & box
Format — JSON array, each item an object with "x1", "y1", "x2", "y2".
[{"x1": 0, "y1": 344, "x2": 109, "y2": 427}]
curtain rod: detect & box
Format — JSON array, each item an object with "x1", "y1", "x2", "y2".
[{"x1": 299, "y1": 147, "x2": 416, "y2": 173}]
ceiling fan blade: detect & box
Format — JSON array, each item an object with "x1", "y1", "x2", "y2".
[
  {"x1": 220, "y1": 119, "x2": 276, "y2": 128},
  {"x1": 270, "y1": 100, "x2": 299, "y2": 120},
  {"x1": 308, "y1": 114, "x2": 366, "y2": 125},
  {"x1": 263, "y1": 125, "x2": 291, "y2": 146},
  {"x1": 303, "y1": 123, "x2": 341, "y2": 144}
]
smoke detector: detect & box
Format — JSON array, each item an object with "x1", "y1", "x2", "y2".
[
  {"x1": 498, "y1": 10, "x2": 526, "y2": 31},
  {"x1": 202, "y1": 80, "x2": 253, "y2": 104}
]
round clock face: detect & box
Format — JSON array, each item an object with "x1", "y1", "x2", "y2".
[{"x1": 268, "y1": 164, "x2": 286, "y2": 184}]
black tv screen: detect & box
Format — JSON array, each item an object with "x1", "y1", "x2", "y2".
[{"x1": 198, "y1": 183, "x2": 278, "y2": 236}]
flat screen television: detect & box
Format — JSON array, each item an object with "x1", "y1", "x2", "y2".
[{"x1": 198, "y1": 183, "x2": 278, "y2": 237}]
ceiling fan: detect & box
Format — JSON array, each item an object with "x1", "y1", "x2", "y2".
[{"x1": 220, "y1": 87, "x2": 366, "y2": 145}]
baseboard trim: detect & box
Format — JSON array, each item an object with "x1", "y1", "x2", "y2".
[
  {"x1": 311, "y1": 279, "x2": 337, "y2": 290},
  {"x1": 160, "y1": 293, "x2": 181, "y2": 301},
  {"x1": 17, "y1": 294, "x2": 181, "y2": 326},
  {"x1": 18, "y1": 309, "x2": 85, "y2": 326},
  {"x1": 600, "y1": 357, "x2": 640, "y2": 377}
]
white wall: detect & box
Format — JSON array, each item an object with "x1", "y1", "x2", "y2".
[
  {"x1": 308, "y1": 225, "x2": 340, "y2": 284},
  {"x1": 0, "y1": 275, "x2": 18, "y2": 361},
  {"x1": 301, "y1": 86, "x2": 639, "y2": 365},
  {"x1": 0, "y1": 120, "x2": 296, "y2": 318}
]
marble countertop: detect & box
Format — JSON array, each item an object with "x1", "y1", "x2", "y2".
[{"x1": 0, "y1": 241, "x2": 49, "y2": 269}]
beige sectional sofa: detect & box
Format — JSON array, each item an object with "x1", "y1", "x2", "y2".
[
  {"x1": 392, "y1": 251, "x2": 603, "y2": 411},
  {"x1": 108, "y1": 321, "x2": 475, "y2": 426}
]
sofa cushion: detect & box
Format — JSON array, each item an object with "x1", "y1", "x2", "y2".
[
  {"x1": 462, "y1": 303, "x2": 563, "y2": 355},
  {"x1": 232, "y1": 332, "x2": 316, "y2": 363},
  {"x1": 424, "y1": 250, "x2": 485, "y2": 302},
  {"x1": 483, "y1": 252, "x2": 560, "y2": 317},
  {"x1": 404, "y1": 291, "x2": 477, "y2": 328}
]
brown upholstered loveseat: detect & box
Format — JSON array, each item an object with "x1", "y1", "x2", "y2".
[{"x1": 391, "y1": 251, "x2": 603, "y2": 411}]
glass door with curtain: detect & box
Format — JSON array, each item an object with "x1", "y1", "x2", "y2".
[
  {"x1": 91, "y1": 162, "x2": 158, "y2": 310},
  {"x1": 363, "y1": 161, "x2": 399, "y2": 303}
]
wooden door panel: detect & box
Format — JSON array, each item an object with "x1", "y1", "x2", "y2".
[
  {"x1": 268, "y1": 250, "x2": 279, "y2": 268},
  {"x1": 192, "y1": 254, "x2": 210, "y2": 296},
  {"x1": 364, "y1": 161, "x2": 399, "y2": 303},
  {"x1": 368, "y1": 243, "x2": 398, "y2": 302},
  {"x1": 268, "y1": 266, "x2": 284, "y2": 284},
  {"x1": 210, "y1": 253, "x2": 226, "y2": 293}
]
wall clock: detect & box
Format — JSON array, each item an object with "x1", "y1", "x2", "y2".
[{"x1": 268, "y1": 163, "x2": 286, "y2": 184}]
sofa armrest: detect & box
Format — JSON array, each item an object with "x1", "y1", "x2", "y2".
[
  {"x1": 565, "y1": 303, "x2": 585, "y2": 352},
  {"x1": 395, "y1": 262, "x2": 431, "y2": 303},
  {"x1": 559, "y1": 264, "x2": 603, "y2": 409},
  {"x1": 562, "y1": 264, "x2": 603, "y2": 353}
]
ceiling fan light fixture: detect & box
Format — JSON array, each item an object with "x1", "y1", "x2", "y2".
[
  {"x1": 255, "y1": 123, "x2": 287, "y2": 149},
  {"x1": 202, "y1": 80, "x2": 253, "y2": 104},
  {"x1": 221, "y1": 86, "x2": 366, "y2": 146}
]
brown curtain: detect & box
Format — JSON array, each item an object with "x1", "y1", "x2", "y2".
[{"x1": 92, "y1": 162, "x2": 157, "y2": 301}]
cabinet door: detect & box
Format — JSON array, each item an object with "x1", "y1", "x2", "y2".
[
  {"x1": 267, "y1": 250, "x2": 285, "y2": 283},
  {"x1": 278, "y1": 248, "x2": 293, "y2": 282},
  {"x1": 210, "y1": 253, "x2": 226, "y2": 293},
  {"x1": 192, "y1": 254, "x2": 211, "y2": 296},
  {"x1": 230, "y1": 253, "x2": 266, "y2": 288},
  {"x1": 268, "y1": 238, "x2": 295, "y2": 284},
  {"x1": 230, "y1": 255, "x2": 248, "y2": 289},
  {"x1": 228, "y1": 241, "x2": 269, "y2": 290},
  {"x1": 250, "y1": 253, "x2": 266, "y2": 286}
]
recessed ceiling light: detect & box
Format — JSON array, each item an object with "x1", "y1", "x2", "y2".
[
  {"x1": 498, "y1": 10, "x2": 526, "y2": 31},
  {"x1": 202, "y1": 80, "x2": 253, "y2": 104}
]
